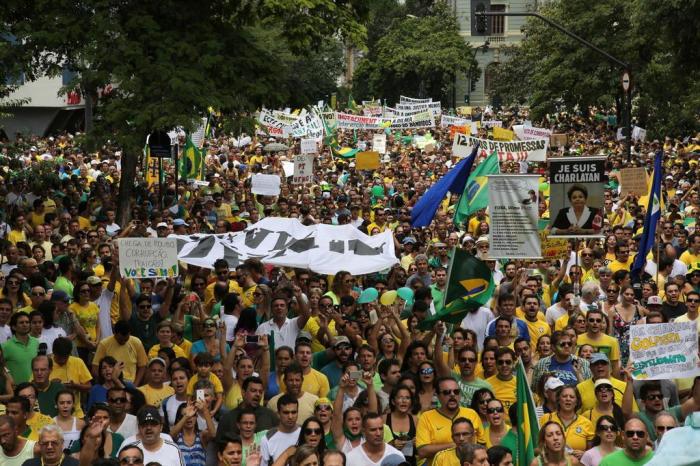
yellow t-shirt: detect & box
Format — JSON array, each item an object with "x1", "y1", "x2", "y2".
[
  {"x1": 581, "y1": 406, "x2": 612, "y2": 427},
  {"x1": 432, "y1": 447, "x2": 461, "y2": 466},
  {"x1": 27, "y1": 413, "x2": 54, "y2": 438},
  {"x1": 416, "y1": 407, "x2": 486, "y2": 461},
  {"x1": 224, "y1": 382, "x2": 243, "y2": 410},
  {"x1": 679, "y1": 250, "x2": 699, "y2": 268},
  {"x1": 575, "y1": 333, "x2": 620, "y2": 363},
  {"x1": 30, "y1": 212, "x2": 45, "y2": 228},
  {"x1": 205, "y1": 280, "x2": 242, "y2": 311},
  {"x1": 609, "y1": 258, "x2": 634, "y2": 273},
  {"x1": 69, "y1": 301, "x2": 100, "y2": 347},
  {"x1": 93, "y1": 336, "x2": 148, "y2": 383},
  {"x1": 187, "y1": 373, "x2": 224, "y2": 395},
  {"x1": 520, "y1": 316, "x2": 551, "y2": 352},
  {"x1": 539, "y1": 412, "x2": 594, "y2": 452},
  {"x1": 138, "y1": 384, "x2": 175, "y2": 408},
  {"x1": 485, "y1": 376, "x2": 517, "y2": 416},
  {"x1": 50, "y1": 356, "x2": 92, "y2": 418},
  {"x1": 148, "y1": 343, "x2": 187, "y2": 359},
  {"x1": 577, "y1": 377, "x2": 638, "y2": 413},
  {"x1": 7, "y1": 229, "x2": 27, "y2": 245},
  {"x1": 304, "y1": 317, "x2": 337, "y2": 353},
  {"x1": 279, "y1": 368, "x2": 329, "y2": 398}
]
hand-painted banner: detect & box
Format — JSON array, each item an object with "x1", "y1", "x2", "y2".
[
  {"x1": 362, "y1": 105, "x2": 383, "y2": 117},
  {"x1": 487, "y1": 175, "x2": 541, "y2": 259},
  {"x1": 440, "y1": 115, "x2": 471, "y2": 128},
  {"x1": 481, "y1": 120, "x2": 502, "y2": 128},
  {"x1": 395, "y1": 101, "x2": 442, "y2": 114},
  {"x1": 288, "y1": 110, "x2": 324, "y2": 139},
  {"x1": 292, "y1": 154, "x2": 313, "y2": 184},
  {"x1": 630, "y1": 322, "x2": 700, "y2": 380},
  {"x1": 452, "y1": 133, "x2": 549, "y2": 161},
  {"x1": 388, "y1": 112, "x2": 435, "y2": 129},
  {"x1": 173, "y1": 217, "x2": 398, "y2": 275},
  {"x1": 399, "y1": 96, "x2": 433, "y2": 104},
  {"x1": 548, "y1": 157, "x2": 605, "y2": 238},
  {"x1": 383, "y1": 106, "x2": 428, "y2": 117},
  {"x1": 513, "y1": 124, "x2": 552, "y2": 141},
  {"x1": 258, "y1": 109, "x2": 290, "y2": 137},
  {"x1": 335, "y1": 112, "x2": 385, "y2": 129},
  {"x1": 258, "y1": 109, "x2": 323, "y2": 139}
]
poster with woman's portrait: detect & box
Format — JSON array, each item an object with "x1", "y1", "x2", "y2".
[{"x1": 548, "y1": 157, "x2": 606, "y2": 238}]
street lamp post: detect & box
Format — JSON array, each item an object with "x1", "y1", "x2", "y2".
[
  {"x1": 476, "y1": 11, "x2": 633, "y2": 162},
  {"x1": 467, "y1": 41, "x2": 489, "y2": 106}
]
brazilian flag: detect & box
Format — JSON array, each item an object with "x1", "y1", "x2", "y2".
[
  {"x1": 516, "y1": 359, "x2": 539, "y2": 466},
  {"x1": 453, "y1": 150, "x2": 500, "y2": 225},
  {"x1": 419, "y1": 248, "x2": 494, "y2": 329},
  {"x1": 179, "y1": 136, "x2": 204, "y2": 180},
  {"x1": 320, "y1": 109, "x2": 359, "y2": 159}
]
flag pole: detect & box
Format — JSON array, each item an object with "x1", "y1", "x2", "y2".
[{"x1": 441, "y1": 247, "x2": 458, "y2": 311}]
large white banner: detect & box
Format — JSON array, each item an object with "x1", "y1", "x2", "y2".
[
  {"x1": 383, "y1": 106, "x2": 427, "y2": 117},
  {"x1": 395, "y1": 101, "x2": 442, "y2": 114},
  {"x1": 335, "y1": 112, "x2": 384, "y2": 129},
  {"x1": 452, "y1": 133, "x2": 549, "y2": 161},
  {"x1": 119, "y1": 238, "x2": 179, "y2": 278},
  {"x1": 513, "y1": 124, "x2": 552, "y2": 141},
  {"x1": 257, "y1": 109, "x2": 324, "y2": 139},
  {"x1": 399, "y1": 96, "x2": 432, "y2": 104},
  {"x1": 387, "y1": 111, "x2": 435, "y2": 129},
  {"x1": 173, "y1": 217, "x2": 398, "y2": 275},
  {"x1": 487, "y1": 175, "x2": 541, "y2": 259},
  {"x1": 440, "y1": 115, "x2": 471, "y2": 128},
  {"x1": 630, "y1": 322, "x2": 700, "y2": 380}
]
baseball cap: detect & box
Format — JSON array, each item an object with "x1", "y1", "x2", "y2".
[
  {"x1": 50, "y1": 290, "x2": 70, "y2": 303},
  {"x1": 86, "y1": 276, "x2": 102, "y2": 286},
  {"x1": 156, "y1": 222, "x2": 168, "y2": 229},
  {"x1": 137, "y1": 406, "x2": 162, "y2": 425},
  {"x1": 172, "y1": 219, "x2": 189, "y2": 227},
  {"x1": 594, "y1": 378, "x2": 613, "y2": 390},
  {"x1": 544, "y1": 378, "x2": 565, "y2": 391},
  {"x1": 333, "y1": 336, "x2": 351, "y2": 348},
  {"x1": 647, "y1": 296, "x2": 663, "y2": 306},
  {"x1": 590, "y1": 353, "x2": 610, "y2": 365},
  {"x1": 402, "y1": 236, "x2": 417, "y2": 245},
  {"x1": 476, "y1": 235, "x2": 489, "y2": 245},
  {"x1": 296, "y1": 330, "x2": 313, "y2": 343},
  {"x1": 148, "y1": 357, "x2": 167, "y2": 367},
  {"x1": 315, "y1": 397, "x2": 333, "y2": 410}
]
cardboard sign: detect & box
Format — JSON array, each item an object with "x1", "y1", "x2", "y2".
[
  {"x1": 630, "y1": 322, "x2": 700, "y2": 380},
  {"x1": 301, "y1": 138, "x2": 317, "y2": 154},
  {"x1": 373, "y1": 134, "x2": 387, "y2": 154},
  {"x1": 251, "y1": 174, "x2": 281, "y2": 196},
  {"x1": 550, "y1": 133, "x2": 568, "y2": 148},
  {"x1": 619, "y1": 167, "x2": 649, "y2": 196},
  {"x1": 356, "y1": 151, "x2": 381, "y2": 170},
  {"x1": 292, "y1": 154, "x2": 314, "y2": 184},
  {"x1": 119, "y1": 238, "x2": 178, "y2": 278},
  {"x1": 492, "y1": 127, "x2": 514, "y2": 141}
]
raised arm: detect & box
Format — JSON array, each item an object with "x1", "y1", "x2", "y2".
[
  {"x1": 293, "y1": 285, "x2": 311, "y2": 329},
  {"x1": 331, "y1": 374, "x2": 348, "y2": 447},
  {"x1": 258, "y1": 334, "x2": 270, "y2": 389},
  {"x1": 433, "y1": 323, "x2": 451, "y2": 377}
]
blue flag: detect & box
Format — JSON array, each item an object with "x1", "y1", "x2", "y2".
[
  {"x1": 631, "y1": 150, "x2": 662, "y2": 276},
  {"x1": 411, "y1": 144, "x2": 479, "y2": 227}
]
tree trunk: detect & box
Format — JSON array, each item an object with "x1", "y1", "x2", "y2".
[{"x1": 116, "y1": 143, "x2": 139, "y2": 227}]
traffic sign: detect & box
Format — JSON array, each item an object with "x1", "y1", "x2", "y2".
[{"x1": 622, "y1": 71, "x2": 631, "y2": 92}]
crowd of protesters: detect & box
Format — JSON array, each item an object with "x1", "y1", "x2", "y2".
[{"x1": 0, "y1": 106, "x2": 698, "y2": 466}]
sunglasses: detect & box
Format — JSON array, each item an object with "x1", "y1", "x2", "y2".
[
  {"x1": 625, "y1": 430, "x2": 646, "y2": 438},
  {"x1": 304, "y1": 427, "x2": 323, "y2": 435},
  {"x1": 31, "y1": 292, "x2": 45, "y2": 297},
  {"x1": 497, "y1": 359, "x2": 513, "y2": 366},
  {"x1": 203, "y1": 322, "x2": 217, "y2": 328},
  {"x1": 588, "y1": 318, "x2": 603, "y2": 323},
  {"x1": 645, "y1": 394, "x2": 663, "y2": 401},
  {"x1": 420, "y1": 367, "x2": 435, "y2": 375},
  {"x1": 138, "y1": 304, "x2": 152, "y2": 310},
  {"x1": 119, "y1": 458, "x2": 144, "y2": 465},
  {"x1": 655, "y1": 425, "x2": 675, "y2": 432},
  {"x1": 109, "y1": 397, "x2": 128, "y2": 404},
  {"x1": 459, "y1": 357, "x2": 477, "y2": 363},
  {"x1": 487, "y1": 407, "x2": 504, "y2": 414},
  {"x1": 440, "y1": 389, "x2": 460, "y2": 396},
  {"x1": 315, "y1": 405, "x2": 331, "y2": 411},
  {"x1": 688, "y1": 299, "x2": 700, "y2": 303},
  {"x1": 557, "y1": 342, "x2": 573, "y2": 347},
  {"x1": 598, "y1": 424, "x2": 618, "y2": 432}
]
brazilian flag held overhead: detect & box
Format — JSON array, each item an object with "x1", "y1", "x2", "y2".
[
  {"x1": 419, "y1": 248, "x2": 494, "y2": 329},
  {"x1": 453, "y1": 150, "x2": 500, "y2": 225},
  {"x1": 179, "y1": 136, "x2": 204, "y2": 180}
]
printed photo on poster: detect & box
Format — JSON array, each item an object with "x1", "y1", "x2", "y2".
[{"x1": 548, "y1": 157, "x2": 605, "y2": 238}]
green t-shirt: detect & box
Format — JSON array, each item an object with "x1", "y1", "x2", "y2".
[
  {"x1": 451, "y1": 371, "x2": 493, "y2": 407},
  {"x1": 599, "y1": 449, "x2": 653, "y2": 466},
  {"x1": 500, "y1": 430, "x2": 518, "y2": 465},
  {"x1": 37, "y1": 381, "x2": 66, "y2": 417},
  {"x1": 639, "y1": 405, "x2": 682, "y2": 442}
]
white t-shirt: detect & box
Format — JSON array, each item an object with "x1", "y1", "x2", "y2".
[
  {"x1": 546, "y1": 303, "x2": 567, "y2": 327},
  {"x1": 121, "y1": 438, "x2": 184, "y2": 466},
  {"x1": 346, "y1": 444, "x2": 405, "y2": 466},
  {"x1": 460, "y1": 306, "x2": 493, "y2": 351},
  {"x1": 110, "y1": 413, "x2": 139, "y2": 440},
  {"x1": 259, "y1": 428, "x2": 301, "y2": 466},
  {"x1": 96, "y1": 288, "x2": 115, "y2": 339},
  {"x1": 222, "y1": 313, "x2": 238, "y2": 341},
  {"x1": 256, "y1": 317, "x2": 301, "y2": 350},
  {"x1": 119, "y1": 432, "x2": 173, "y2": 449},
  {"x1": 0, "y1": 324, "x2": 11, "y2": 344},
  {"x1": 39, "y1": 327, "x2": 67, "y2": 354}
]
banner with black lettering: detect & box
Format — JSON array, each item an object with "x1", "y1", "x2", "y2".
[
  {"x1": 548, "y1": 157, "x2": 606, "y2": 238},
  {"x1": 452, "y1": 133, "x2": 549, "y2": 161},
  {"x1": 488, "y1": 175, "x2": 541, "y2": 259},
  {"x1": 173, "y1": 217, "x2": 398, "y2": 275}
]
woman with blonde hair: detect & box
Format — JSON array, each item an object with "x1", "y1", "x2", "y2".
[{"x1": 531, "y1": 420, "x2": 579, "y2": 466}]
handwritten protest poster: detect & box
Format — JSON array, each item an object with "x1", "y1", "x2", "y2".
[
  {"x1": 119, "y1": 238, "x2": 178, "y2": 278},
  {"x1": 251, "y1": 174, "x2": 281, "y2": 196},
  {"x1": 301, "y1": 139, "x2": 317, "y2": 154},
  {"x1": 356, "y1": 151, "x2": 381, "y2": 170},
  {"x1": 292, "y1": 154, "x2": 314, "y2": 184},
  {"x1": 629, "y1": 322, "x2": 700, "y2": 380},
  {"x1": 619, "y1": 167, "x2": 648, "y2": 196},
  {"x1": 372, "y1": 134, "x2": 387, "y2": 154}
]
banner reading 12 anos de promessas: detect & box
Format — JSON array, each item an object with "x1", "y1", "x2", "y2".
[
  {"x1": 548, "y1": 157, "x2": 606, "y2": 238},
  {"x1": 488, "y1": 175, "x2": 541, "y2": 259},
  {"x1": 630, "y1": 322, "x2": 700, "y2": 380},
  {"x1": 452, "y1": 133, "x2": 549, "y2": 161}
]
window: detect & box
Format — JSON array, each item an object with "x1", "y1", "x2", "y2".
[
  {"x1": 484, "y1": 62, "x2": 500, "y2": 95},
  {"x1": 4, "y1": 73, "x2": 25, "y2": 86},
  {"x1": 490, "y1": 4, "x2": 506, "y2": 35},
  {"x1": 62, "y1": 67, "x2": 79, "y2": 86}
]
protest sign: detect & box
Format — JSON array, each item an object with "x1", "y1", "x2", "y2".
[
  {"x1": 487, "y1": 175, "x2": 541, "y2": 259},
  {"x1": 550, "y1": 133, "x2": 568, "y2": 148},
  {"x1": 119, "y1": 238, "x2": 178, "y2": 278},
  {"x1": 619, "y1": 167, "x2": 649, "y2": 196},
  {"x1": 456, "y1": 106, "x2": 473, "y2": 116},
  {"x1": 492, "y1": 127, "x2": 514, "y2": 141},
  {"x1": 373, "y1": 133, "x2": 387, "y2": 154},
  {"x1": 281, "y1": 161, "x2": 294, "y2": 178},
  {"x1": 251, "y1": 174, "x2": 281, "y2": 196},
  {"x1": 440, "y1": 115, "x2": 471, "y2": 128},
  {"x1": 513, "y1": 124, "x2": 552, "y2": 141},
  {"x1": 292, "y1": 154, "x2": 313, "y2": 184},
  {"x1": 395, "y1": 101, "x2": 441, "y2": 114},
  {"x1": 258, "y1": 109, "x2": 290, "y2": 137},
  {"x1": 548, "y1": 157, "x2": 605, "y2": 238},
  {"x1": 481, "y1": 120, "x2": 502, "y2": 128},
  {"x1": 301, "y1": 138, "x2": 317, "y2": 154},
  {"x1": 356, "y1": 151, "x2": 381, "y2": 170},
  {"x1": 452, "y1": 133, "x2": 549, "y2": 161},
  {"x1": 174, "y1": 217, "x2": 398, "y2": 275},
  {"x1": 632, "y1": 126, "x2": 647, "y2": 142},
  {"x1": 539, "y1": 231, "x2": 569, "y2": 260},
  {"x1": 362, "y1": 105, "x2": 383, "y2": 117},
  {"x1": 629, "y1": 322, "x2": 700, "y2": 380},
  {"x1": 387, "y1": 111, "x2": 435, "y2": 129},
  {"x1": 335, "y1": 112, "x2": 384, "y2": 130},
  {"x1": 400, "y1": 96, "x2": 432, "y2": 104}
]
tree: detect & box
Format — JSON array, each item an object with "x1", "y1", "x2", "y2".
[
  {"x1": 488, "y1": 0, "x2": 700, "y2": 136},
  {"x1": 353, "y1": 1, "x2": 476, "y2": 104},
  {"x1": 2, "y1": 0, "x2": 367, "y2": 224}
]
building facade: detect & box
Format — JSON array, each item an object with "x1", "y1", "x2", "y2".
[{"x1": 449, "y1": 0, "x2": 536, "y2": 107}]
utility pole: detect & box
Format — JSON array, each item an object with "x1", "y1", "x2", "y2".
[{"x1": 477, "y1": 11, "x2": 633, "y2": 162}]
